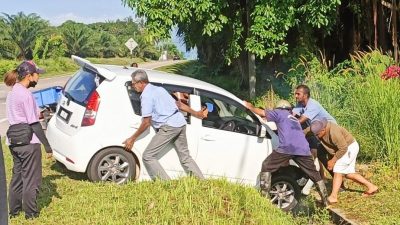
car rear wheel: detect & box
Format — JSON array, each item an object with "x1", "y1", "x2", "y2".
[
  {"x1": 269, "y1": 175, "x2": 301, "y2": 212},
  {"x1": 87, "y1": 147, "x2": 136, "y2": 184}
]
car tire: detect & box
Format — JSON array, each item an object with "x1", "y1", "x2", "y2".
[
  {"x1": 87, "y1": 147, "x2": 137, "y2": 184},
  {"x1": 270, "y1": 175, "x2": 301, "y2": 212}
]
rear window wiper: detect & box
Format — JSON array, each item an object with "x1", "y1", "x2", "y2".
[{"x1": 64, "y1": 92, "x2": 76, "y2": 105}]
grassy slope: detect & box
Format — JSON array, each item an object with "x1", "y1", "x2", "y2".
[
  {"x1": 157, "y1": 61, "x2": 400, "y2": 225},
  {"x1": 1, "y1": 141, "x2": 296, "y2": 225}
]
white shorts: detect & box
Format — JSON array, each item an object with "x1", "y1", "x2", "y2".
[{"x1": 333, "y1": 141, "x2": 359, "y2": 174}]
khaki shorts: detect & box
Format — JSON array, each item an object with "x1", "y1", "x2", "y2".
[{"x1": 333, "y1": 141, "x2": 359, "y2": 174}]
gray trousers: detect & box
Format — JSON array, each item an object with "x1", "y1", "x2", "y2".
[
  {"x1": 8, "y1": 144, "x2": 42, "y2": 218},
  {"x1": 143, "y1": 125, "x2": 204, "y2": 180},
  {"x1": 0, "y1": 137, "x2": 8, "y2": 225}
]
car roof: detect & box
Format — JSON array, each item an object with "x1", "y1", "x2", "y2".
[{"x1": 97, "y1": 64, "x2": 243, "y2": 103}]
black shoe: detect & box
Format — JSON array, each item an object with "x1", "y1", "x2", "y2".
[
  {"x1": 25, "y1": 213, "x2": 39, "y2": 220},
  {"x1": 9, "y1": 211, "x2": 21, "y2": 219}
]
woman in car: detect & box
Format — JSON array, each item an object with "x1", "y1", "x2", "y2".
[{"x1": 4, "y1": 61, "x2": 53, "y2": 219}]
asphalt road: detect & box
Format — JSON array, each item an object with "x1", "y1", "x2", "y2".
[{"x1": 0, "y1": 60, "x2": 184, "y2": 137}]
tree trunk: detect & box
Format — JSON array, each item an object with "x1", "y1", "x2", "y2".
[
  {"x1": 248, "y1": 53, "x2": 256, "y2": 98},
  {"x1": 373, "y1": 0, "x2": 378, "y2": 48},
  {"x1": 392, "y1": 0, "x2": 398, "y2": 62},
  {"x1": 246, "y1": 0, "x2": 256, "y2": 98},
  {"x1": 378, "y1": 2, "x2": 388, "y2": 51}
]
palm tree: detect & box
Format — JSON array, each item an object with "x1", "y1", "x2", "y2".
[
  {"x1": 0, "y1": 12, "x2": 49, "y2": 59},
  {"x1": 60, "y1": 21, "x2": 92, "y2": 57}
]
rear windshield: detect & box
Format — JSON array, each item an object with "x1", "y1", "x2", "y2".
[{"x1": 64, "y1": 68, "x2": 104, "y2": 105}]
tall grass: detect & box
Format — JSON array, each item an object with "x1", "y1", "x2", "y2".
[{"x1": 286, "y1": 50, "x2": 400, "y2": 167}]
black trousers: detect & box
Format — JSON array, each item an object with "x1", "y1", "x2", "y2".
[
  {"x1": 8, "y1": 144, "x2": 42, "y2": 218},
  {"x1": 261, "y1": 151, "x2": 322, "y2": 183},
  {"x1": 0, "y1": 137, "x2": 8, "y2": 225}
]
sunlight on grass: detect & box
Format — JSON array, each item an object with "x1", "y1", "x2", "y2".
[{"x1": 2, "y1": 139, "x2": 296, "y2": 225}]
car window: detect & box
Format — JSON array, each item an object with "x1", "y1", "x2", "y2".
[
  {"x1": 125, "y1": 82, "x2": 195, "y2": 123},
  {"x1": 64, "y1": 68, "x2": 104, "y2": 106},
  {"x1": 161, "y1": 84, "x2": 195, "y2": 124},
  {"x1": 126, "y1": 81, "x2": 141, "y2": 116},
  {"x1": 198, "y1": 91, "x2": 259, "y2": 136}
]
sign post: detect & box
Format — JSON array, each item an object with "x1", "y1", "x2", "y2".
[{"x1": 125, "y1": 38, "x2": 138, "y2": 57}]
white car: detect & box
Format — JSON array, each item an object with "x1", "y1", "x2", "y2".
[{"x1": 47, "y1": 56, "x2": 310, "y2": 211}]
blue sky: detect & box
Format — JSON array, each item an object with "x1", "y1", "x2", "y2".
[{"x1": 0, "y1": 0, "x2": 197, "y2": 59}]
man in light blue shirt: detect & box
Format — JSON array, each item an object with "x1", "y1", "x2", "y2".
[
  {"x1": 123, "y1": 69, "x2": 204, "y2": 180},
  {"x1": 292, "y1": 84, "x2": 342, "y2": 191},
  {"x1": 293, "y1": 84, "x2": 337, "y2": 126}
]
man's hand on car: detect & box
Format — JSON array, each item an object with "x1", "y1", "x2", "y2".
[{"x1": 123, "y1": 137, "x2": 135, "y2": 151}]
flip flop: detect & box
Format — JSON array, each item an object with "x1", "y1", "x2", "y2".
[{"x1": 362, "y1": 189, "x2": 379, "y2": 197}]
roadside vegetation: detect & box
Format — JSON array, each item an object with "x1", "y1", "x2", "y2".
[{"x1": 159, "y1": 50, "x2": 400, "y2": 224}]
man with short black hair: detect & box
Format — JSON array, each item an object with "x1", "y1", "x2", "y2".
[{"x1": 123, "y1": 69, "x2": 204, "y2": 180}]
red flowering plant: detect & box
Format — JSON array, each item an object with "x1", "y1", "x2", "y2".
[{"x1": 381, "y1": 65, "x2": 400, "y2": 80}]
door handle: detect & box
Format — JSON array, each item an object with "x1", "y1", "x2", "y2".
[{"x1": 201, "y1": 135, "x2": 215, "y2": 141}]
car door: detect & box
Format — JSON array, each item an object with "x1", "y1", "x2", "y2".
[
  {"x1": 129, "y1": 83, "x2": 200, "y2": 178},
  {"x1": 195, "y1": 90, "x2": 270, "y2": 185}
]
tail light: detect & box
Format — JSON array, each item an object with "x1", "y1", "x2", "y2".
[{"x1": 81, "y1": 91, "x2": 100, "y2": 126}]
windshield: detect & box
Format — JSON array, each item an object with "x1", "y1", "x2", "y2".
[{"x1": 64, "y1": 68, "x2": 104, "y2": 105}]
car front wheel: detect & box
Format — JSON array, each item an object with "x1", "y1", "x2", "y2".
[
  {"x1": 269, "y1": 175, "x2": 301, "y2": 212},
  {"x1": 87, "y1": 147, "x2": 137, "y2": 184}
]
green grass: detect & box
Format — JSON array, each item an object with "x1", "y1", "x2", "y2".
[
  {"x1": 326, "y1": 163, "x2": 400, "y2": 225},
  {"x1": 2, "y1": 140, "x2": 298, "y2": 225},
  {"x1": 86, "y1": 57, "x2": 145, "y2": 66}
]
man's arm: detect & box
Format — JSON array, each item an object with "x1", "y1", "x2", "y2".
[
  {"x1": 327, "y1": 131, "x2": 348, "y2": 170},
  {"x1": 297, "y1": 115, "x2": 309, "y2": 124},
  {"x1": 176, "y1": 101, "x2": 208, "y2": 119},
  {"x1": 123, "y1": 117, "x2": 151, "y2": 151},
  {"x1": 243, "y1": 101, "x2": 266, "y2": 117}
]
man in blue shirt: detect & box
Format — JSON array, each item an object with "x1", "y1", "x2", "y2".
[
  {"x1": 123, "y1": 69, "x2": 204, "y2": 180},
  {"x1": 244, "y1": 100, "x2": 328, "y2": 206},
  {"x1": 293, "y1": 84, "x2": 343, "y2": 191}
]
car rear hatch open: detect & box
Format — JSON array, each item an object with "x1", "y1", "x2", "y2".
[{"x1": 55, "y1": 55, "x2": 116, "y2": 136}]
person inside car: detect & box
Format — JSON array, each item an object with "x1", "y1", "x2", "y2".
[{"x1": 244, "y1": 99, "x2": 329, "y2": 206}]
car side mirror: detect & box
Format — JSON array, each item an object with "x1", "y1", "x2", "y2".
[{"x1": 259, "y1": 125, "x2": 267, "y2": 137}]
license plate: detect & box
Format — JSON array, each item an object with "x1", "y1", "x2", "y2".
[{"x1": 57, "y1": 107, "x2": 72, "y2": 123}]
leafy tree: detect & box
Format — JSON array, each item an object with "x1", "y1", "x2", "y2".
[
  {"x1": 0, "y1": 12, "x2": 49, "y2": 59},
  {"x1": 122, "y1": 0, "x2": 341, "y2": 97}
]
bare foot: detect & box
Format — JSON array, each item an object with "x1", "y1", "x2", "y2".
[
  {"x1": 366, "y1": 185, "x2": 379, "y2": 193},
  {"x1": 327, "y1": 196, "x2": 338, "y2": 204},
  {"x1": 362, "y1": 185, "x2": 379, "y2": 197}
]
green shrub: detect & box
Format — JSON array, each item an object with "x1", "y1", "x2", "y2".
[
  {"x1": 286, "y1": 50, "x2": 400, "y2": 167},
  {"x1": 0, "y1": 59, "x2": 18, "y2": 81}
]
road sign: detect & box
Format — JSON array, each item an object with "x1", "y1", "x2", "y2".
[{"x1": 125, "y1": 38, "x2": 138, "y2": 53}]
